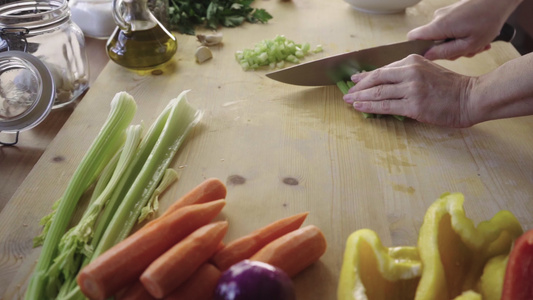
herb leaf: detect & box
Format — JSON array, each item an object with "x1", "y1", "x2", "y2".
[{"x1": 168, "y1": 0, "x2": 273, "y2": 35}]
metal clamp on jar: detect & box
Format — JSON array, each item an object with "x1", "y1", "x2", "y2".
[{"x1": 0, "y1": 0, "x2": 89, "y2": 145}]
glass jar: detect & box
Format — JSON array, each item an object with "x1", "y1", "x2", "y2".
[
  {"x1": 0, "y1": 0, "x2": 89, "y2": 108},
  {"x1": 0, "y1": 50, "x2": 55, "y2": 145},
  {"x1": 107, "y1": 0, "x2": 177, "y2": 69},
  {"x1": 69, "y1": 0, "x2": 116, "y2": 40}
]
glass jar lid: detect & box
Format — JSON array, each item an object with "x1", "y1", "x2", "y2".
[{"x1": 0, "y1": 50, "x2": 55, "y2": 133}]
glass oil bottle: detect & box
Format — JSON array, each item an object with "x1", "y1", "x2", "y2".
[{"x1": 107, "y1": 0, "x2": 177, "y2": 69}]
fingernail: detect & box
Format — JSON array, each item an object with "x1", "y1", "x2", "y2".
[
  {"x1": 343, "y1": 94, "x2": 354, "y2": 103},
  {"x1": 353, "y1": 101, "x2": 363, "y2": 109},
  {"x1": 351, "y1": 74, "x2": 361, "y2": 82}
]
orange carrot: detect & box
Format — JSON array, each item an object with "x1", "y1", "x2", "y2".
[
  {"x1": 164, "y1": 263, "x2": 222, "y2": 300},
  {"x1": 161, "y1": 178, "x2": 227, "y2": 217},
  {"x1": 77, "y1": 200, "x2": 226, "y2": 300},
  {"x1": 211, "y1": 212, "x2": 309, "y2": 271},
  {"x1": 141, "y1": 221, "x2": 229, "y2": 298},
  {"x1": 250, "y1": 225, "x2": 327, "y2": 277},
  {"x1": 117, "y1": 281, "x2": 156, "y2": 300}
]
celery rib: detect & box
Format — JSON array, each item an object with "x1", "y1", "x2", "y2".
[
  {"x1": 91, "y1": 90, "x2": 202, "y2": 259},
  {"x1": 47, "y1": 124, "x2": 143, "y2": 295},
  {"x1": 25, "y1": 92, "x2": 137, "y2": 300},
  {"x1": 138, "y1": 168, "x2": 179, "y2": 223},
  {"x1": 54, "y1": 96, "x2": 180, "y2": 300}
]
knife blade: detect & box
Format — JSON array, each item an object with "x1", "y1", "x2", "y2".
[
  {"x1": 265, "y1": 39, "x2": 434, "y2": 86},
  {"x1": 265, "y1": 23, "x2": 516, "y2": 86}
]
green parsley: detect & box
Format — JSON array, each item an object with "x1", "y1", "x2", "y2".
[{"x1": 168, "y1": 0, "x2": 273, "y2": 35}]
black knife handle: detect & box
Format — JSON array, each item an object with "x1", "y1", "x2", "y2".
[
  {"x1": 493, "y1": 22, "x2": 516, "y2": 43},
  {"x1": 442, "y1": 22, "x2": 515, "y2": 44}
]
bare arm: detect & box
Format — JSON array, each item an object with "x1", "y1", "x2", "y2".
[{"x1": 469, "y1": 52, "x2": 533, "y2": 124}]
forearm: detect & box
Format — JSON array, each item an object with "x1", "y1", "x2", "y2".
[{"x1": 469, "y1": 53, "x2": 533, "y2": 124}]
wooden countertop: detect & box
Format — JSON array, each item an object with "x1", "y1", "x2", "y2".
[
  {"x1": 0, "y1": 37, "x2": 109, "y2": 210},
  {"x1": 1, "y1": 0, "x2": 532, "y2": 298}
]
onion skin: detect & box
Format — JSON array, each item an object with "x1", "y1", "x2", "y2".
[{"x1": 213, "y1": 260, "x2": 296, "y2": 300}]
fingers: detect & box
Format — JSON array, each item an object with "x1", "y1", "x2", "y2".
[
  {"x1": 342, "y1": 55, "x2": 431, "y2": 118},
  {"x1": 352, "y1": 98, "x2": 409, "y2": 118},
  {"x1": 348, "y1": 65, "x2": 405, "y2": 92},
  {"x1": 343, "y1": 83, "x2": 406, "y2": 104},
  {"x1": 407, "y1": 25, "x2": 442, "y2": 41},
  {"x1": 425, "y1": 40, "x2": 492, "y2": 60}
]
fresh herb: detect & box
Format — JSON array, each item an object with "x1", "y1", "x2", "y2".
[{"x1": 168, "y1": 0, "x2": 273, "y2": 35}]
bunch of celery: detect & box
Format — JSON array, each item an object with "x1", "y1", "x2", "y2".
[{"x1": 25, "y1": 90, "x2": 202, "y2": 300}]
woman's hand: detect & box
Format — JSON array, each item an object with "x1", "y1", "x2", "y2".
[
  {"x1": 407, "y1": 0, "x2": 522, "y2": 60},
  {"x1": 343, "y1": 55, "x2": 477, "y2": 128}
]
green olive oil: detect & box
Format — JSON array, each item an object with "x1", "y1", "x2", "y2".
[{"x1": 106, "y1": 23, "x2": 177, "y2": 69}]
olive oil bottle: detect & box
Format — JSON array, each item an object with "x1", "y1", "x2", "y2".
[{"x1": 107, "y1": 0, "x2": 177, "y2": 69}]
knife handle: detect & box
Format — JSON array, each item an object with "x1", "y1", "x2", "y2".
[
  {"x1": 442, "y1": 22, "x2": 515, "y2": 44},
  {"x1": 493, "y1": 22, "x2": 516, "y2": 43}
]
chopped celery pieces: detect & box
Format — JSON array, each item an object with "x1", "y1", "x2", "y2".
[{"x1": 236, "y1": 35, "x2": 322, "y2": 70}]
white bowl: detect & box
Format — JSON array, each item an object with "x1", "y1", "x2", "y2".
[{"x1": 344, "y1": 0, "x2": 422, "y2": 14}]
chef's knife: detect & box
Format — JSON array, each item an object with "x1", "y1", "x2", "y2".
[{"x1": 265, "y1": 23, "x2": 515, "y2": 86}]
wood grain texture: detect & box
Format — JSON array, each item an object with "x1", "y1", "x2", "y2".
[
  {"x1": 0, "y1": 37, "x2": 109, "y2": 210},
  {"x1": 1, "y1": 0, "x2": 530, "y2": 299}
]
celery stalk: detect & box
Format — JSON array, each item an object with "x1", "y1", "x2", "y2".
[
  {"x1": 87, "y1": 148, "x2": 121, "y2": 205},
  {"x1": 55, "y1": 91, "x2": 201, "y2": 300},
  {"x1": 92, "y1": 90, "x2": 202, "y2": 257},
  {"x1": 55, "y1": 101, "x2": 182, "y2": 300},
  {"x1": 336, "y1": 80, "x2": 350, "y2": 95},
  {"x1": 337, "y1": 80, "x2": 374, "y2": 118},
  {"x1": 45, "y1": 124, "x2": 143, "y2": 294},
  {"x1": 25, "y1": 92, "x2": 137, "y2": 300},
  {"x1": 138, "y1": 168, "x2": 179, "y2": 223},
  {"x1": 33, "y1": 147, "x2": 120, "y2": 249},
  {"x1": 56, "y1": 100, "x2": 179, "y2": 300},
  {"x1": 88, "y1": 101, "x2": 174, "y2": 251}
]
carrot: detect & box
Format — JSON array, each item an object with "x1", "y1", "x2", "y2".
[
  {"x1": 161, "y1": 178, "x2": 227, "y2": 217},
  {"x1": 77, "y1": 200, "x2": 226, "y2": 300},
  {"x1": 141, "y1": 221, "x2": 229, "y2": 298},
  {"x1": 117, "y1": 281, "x2": 156, "y2": 300},
  {"x1": 250, "y1": 225, "x2": 327, "y2": 277},
  {"x1": 211, "y1": 212, "x2": 309, "y2": 271},
  {"x1": 164, "y1": 263, "x2": 222, "y2": 300}
]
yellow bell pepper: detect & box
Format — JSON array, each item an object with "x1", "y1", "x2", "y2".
[
  {"x1": 478, "y1": 254, "x2": 507, "y2": 300},
  {"x1": 452, "y1": 290, "x2": 482, "y2": 300},
  {"x1": 415, "y1": 193, "x2": 523, "y2": 300},
  {"x1": 338, "y1": 229, "x2": 422, "y2": 300}
]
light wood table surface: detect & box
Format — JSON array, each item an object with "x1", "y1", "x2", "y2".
[
  {"x1": 1, "y1": 0, "x2": 532, "y2": 299},
  {"x1": 0, "y1": 37, "x2": 109, "y2": 210}
]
